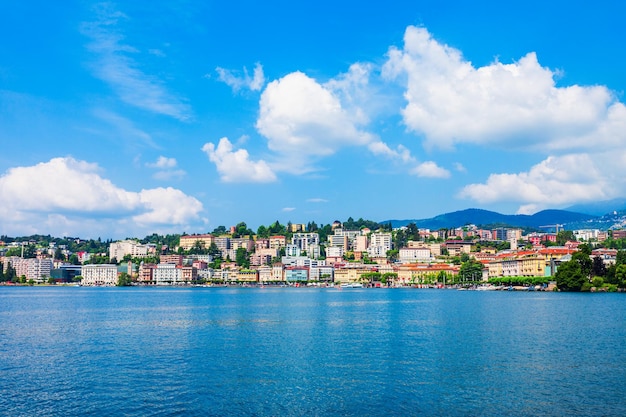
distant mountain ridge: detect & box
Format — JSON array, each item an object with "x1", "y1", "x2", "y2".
[
  {"x1": 383, "y1": 208, "x2": 597, "y2": 230},
  {"x1": 565, "y1": 198, "x2": 626, "y2": 216}
]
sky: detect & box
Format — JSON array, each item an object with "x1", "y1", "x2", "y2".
[{"x1": 1, "y1": 0, "x2": 625, "y2": 239}]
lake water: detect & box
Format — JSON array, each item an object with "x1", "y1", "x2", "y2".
[{"x1": 1, "y1": 287, "x2": 625, "y2": 416}]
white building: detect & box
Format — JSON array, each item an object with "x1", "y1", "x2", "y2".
[
  {"x1": 285, "y1": 244, "x2": 301, "y2": 257},
  {"x1": 109, "y1": 240, "x2": 149, "y2": 261},
  {"x1": 81, "y1": 264, "x2": 118, "y2": 286},
  {"x1": 398, "y1": 247, "x2": 432, "y2": 263},
  {"x1": 309, "y1": 265, "x2": 334, "y2": 282},
  {"x1": 291, "y1": 233, "x2": 320, "y2": 253},
  {"x1": 367, "y1": 233, "x2": 392, "y2": 258},
  {"x1": 326, "y1": 246, "x2": 344, "y2": 258},
  {"x1": 154, "y1": 263, "x2": 182, "y2": 285}
]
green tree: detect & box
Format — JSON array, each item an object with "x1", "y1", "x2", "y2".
[
  {"x1": 572, "y1": 251, "x2": 592, "y2": 278},
  {"x1": 54, "y1": 247, "x2": 65, "y2": 261},
  {"x1": 591, "y1": 256, "x2": 606, "y2": 277},
  {"x1": 257, "y1": 225, "x2": 269, "y2": 238},
  {"x1": 117, "y1": 272, "x2": 132, "y2": 286},
  {"x1": 189, "y1": 240, "x2": 208, "y2": 255},
  {"x1": 233, "y1": 222, "x2": 253, "y2": 238},
  {"x1": 394, "y1": 229, "x2": 407, "y2": 249},
  {"x1": 556, "y1": 260, "x2": 587, "y2": 291},
  {"x1": 615, "y1": 264, "x2": 626, "y2": 288},
  {"x1": 459, "y1": 260, "x2": 483, "y2": 283},
  {"x1": 5, "y1": 264, "x2": 16, "y2": 282},
  {"x1": 386, "y1": 249, "x2": 399, "y2": 263},
  {"x1": 208, "y1": 242, "x2": 221, "y2": 259},
  {"x1": 382, "y1": 272, "x2": 398, "y2": 285},
  {"x1": 235, "y1": 247, "x2": 250, "y2": 268},
  {"x1": 556, "y1": 230, "x2": 576, "y2": 246},
  {"x1": 212, "y1": 225, "x2": 227, "y2": 235}
]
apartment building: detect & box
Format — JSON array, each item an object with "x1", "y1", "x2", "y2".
[
  {"x1": 109, "y1": 240, "x2": 149, "y2": 261},
  {"x1": 398, "y1": 247, "x2": 432, "y2": 263},
  {"x1": 367, "y1": 232, "x2": 392, "y2": 258},
  {"x1": 178, "y1": 234, "x2": 214, "y2": 251},
  {"x1": 4, "y1": 257, "x2": 53, "y2": 281},
  {"x1": 81, "y1": 264, "x2": 118, "y2": 286},
  {"x1": 269, "y1": 236, "x2": 287, "y2": 250},
  {"x1": 154, "y1": 263, "x2": 181, "y2": 285}
]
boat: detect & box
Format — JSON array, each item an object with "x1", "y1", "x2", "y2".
[{"x1": 340, "y1": 283, "x2": 364, "y2": 288}]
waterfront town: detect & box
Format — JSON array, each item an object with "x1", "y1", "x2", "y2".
[{"x1": 2, "y1": 219, "x2": 626, "y2": 291}]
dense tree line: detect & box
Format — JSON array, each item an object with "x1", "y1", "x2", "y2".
[{"x1": 556, "y1": 244, "x2": 626, "y2": 291}]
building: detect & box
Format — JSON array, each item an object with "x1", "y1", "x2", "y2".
[
  {"x1": 154, "y1": 263, "x2": 181, "y2": 285},
  {"x1": 3, "y1": 257, "x2": 53, "y2": 282},
  {"x1": 269, "y1": 236, "x2": 287, "y2": 250},
  {"x1": 612, "y1": 230, "x2": 626, "y2": 239},
  {"x1": 285, "y1": 267, "x2": 308, "y2": 282},
  {"x1": 81, "y1": 264, "x2": 118, "y2": 286},
  {"x1": 291, "y1": 233, "x2": 320, "y2": 253},
  {"x1": 160, "y1": 254, "x2": 184, "y2": 266},
  {"x1": 51, "y1": 264, "x2": 82, "y2": 283},
  {"x1": 398, "y1": 247, "x2": 432, "y2": 263},
  {"x1": 310, "y1": 265, "x2": 334, "y2": 282},
  {"x1": 178, "y1": 234, "x2": 215, "y2": 251},
  {"x1": 367, "y1": 232, "x2": 392, "y2": 258},
  {"x1": 138, "y1": 263, "x2": 157, "y2": 284},
  {"x1": 444, "y1": 241, "x2": 473, "y2": 256},
  {"x1": 109, "y1": 240, "x2": 149, "y2": 261}
]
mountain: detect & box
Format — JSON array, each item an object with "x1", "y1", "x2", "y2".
[
  {"x1": 383, "y1": 208, "x2": 596, "y2": 230},
  {"x1": 565, "y1": 198, "x2": 626, "y2": 216}
]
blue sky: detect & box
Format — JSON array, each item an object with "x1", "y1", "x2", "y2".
[{"x1": 1, "y1": 0, "x2": 625, "y2": 239}]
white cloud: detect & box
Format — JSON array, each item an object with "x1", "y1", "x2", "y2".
[
  {"x1": 282, "y1": 207, "x2": 296, "y2": 212},
  {"x1": 202, "y1": 137, "x2": 277, "y2": 183},
  {"x1": 454, "y1": 162, "x2": 467, "y2": 173},
  {"x1": 215, "y1": 62, "x2": 265, "y2": 92},
  {"x1": 134, "y1": 187, "x2": 204, "y2": 225},
  {"x1": 458, "y1": 153, "x2": 623, "y2": 211},
  {"x1": 82, "y1": 3, "x2": 190, "y2": 120},
  {"x1": 368, "y1": 141, "x2": 415, "y2": 163},
  {"x1": 411, "y1": 161, "x2": 451, "y2": 178},
  {"x1": 147, "y1": 156, "x2": 177, "y2": 169},
  {"x1": 0, "y1": 157, "x2": 205, "y2": 238},
  {"x1": 383, "y1": 26, "x2": 626, "y2": 151},
  {"x1": 146, "y1": 156, "x2": 185, "y2": 181},
  {"x1": 306, "y1": 198, "x2": 329, "y2": 203},
  {"x1": 256, "y1": 71, "x2": 375, "y2": 173}
]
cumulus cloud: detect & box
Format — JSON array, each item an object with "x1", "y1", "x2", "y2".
[
  {"x1": 458, "y1": 153, "x2": 624, "y2": 212},
  {"x1": 306, "y1": 198, "x2": 329, "y2": 203},
  {"x1": 202, "y1": 137, "x2": 277, "y2": 183},
  {"x1": 0, "y1": 157, "x2": 206, "y2": 237},
  {"x1": 256, "y1": 71, "x2": 376, "y2": 173},
  {"x1": 146, "y1": 156, "x2": 185, "y2": 181},
  {"x1": 82, "y1": 3, "x2": 191, "y2": 120},
  {"x1": 282, "y1": 207, "x2": 296, "y2": 212},
  {"x1": 411, "y1": 161, "x2": 451, "y2": 178},
  {"x1": 383, "y1": 26, "x2": 626, "y2": 151},
  {"x1": 147, "y1": 156, "x2": 177, "y2": 169},
  {"x1": 368, "y1": 141, "x2": 415, "y2": 163},
  {"x1": 215, "y1": 62, "x2": 265, "y2": 92}
]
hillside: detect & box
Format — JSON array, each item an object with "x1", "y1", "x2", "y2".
[{"x1": 384, "y1": 208, "x2": 597, "y2": 230}]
